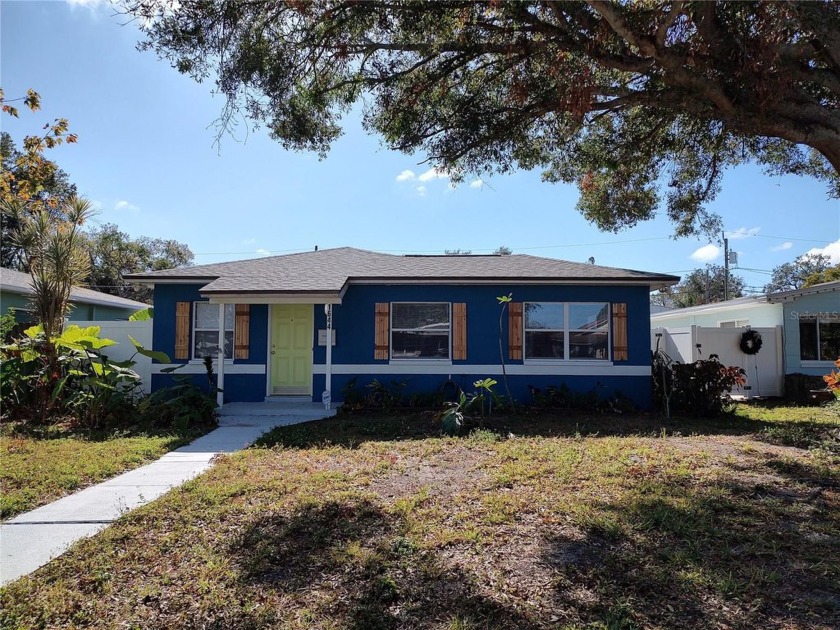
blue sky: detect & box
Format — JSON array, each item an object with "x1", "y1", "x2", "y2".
[{"x1": 2, "y1": 0, "x2": 838, "y2": 295}]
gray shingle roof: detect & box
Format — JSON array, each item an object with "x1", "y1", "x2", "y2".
[
  {"x1": 125, "y1": 247, "x2": 679, "y2": 294},
  {"x1": 1, "y1": 267, "x2": 150, "y2": 310}
]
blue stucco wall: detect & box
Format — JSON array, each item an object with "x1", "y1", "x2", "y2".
[
  {"x1": 150, "y1": 282, "x2": 653, "y2": 407},
  {"x1": 151, "y1": 284, "x2": 269, "y2": 403},
  {"x1": 316, "y1": 284, "x2": 652, "y2": 407},
  {"x1": 782, "y1": 290, "x2": 840, "y2": 376}
]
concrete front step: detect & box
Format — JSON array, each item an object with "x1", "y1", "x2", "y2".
[{"x1": 219, "y1": 401, "x2": 337, "y2": 418}]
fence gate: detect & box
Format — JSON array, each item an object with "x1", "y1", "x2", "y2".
[{"x1": 652, "y1": 325, "x2": 784, "y2": 398}]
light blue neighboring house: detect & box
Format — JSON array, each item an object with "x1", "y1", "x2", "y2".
[
  {"x1": 0, "y1": 267, "x2": 149, "y2": 323},
  {"x1": 766, "y1": 281, "x2": 840, "y2": 377}
]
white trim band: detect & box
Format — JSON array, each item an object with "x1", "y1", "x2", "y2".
[
  {"x1": 312, "y1": 364, "x2": 650, "y2": 377},
  {"x1": 152, "y1": 364, "x2": 267, "y2": 375}
]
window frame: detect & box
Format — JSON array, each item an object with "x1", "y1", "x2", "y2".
[
  {"x1": 523, "y1": 301, "x2": 612, "y2": 362},
  {"x1": 191, "y1": 301, "x2": 235, "y2": 361},
  {"x1": 389, "y1": 301, "x2": 452, "y2": 361},
  {"x1": 798, "y1": 315, "x2": 840, "y2": 364}
]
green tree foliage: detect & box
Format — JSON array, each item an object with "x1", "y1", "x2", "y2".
[
  {"x1": 658, "y1": 264, "x2": 745, "y2": 307},
  {"x1": 1, "y1": 132, "x2": 79, "y2": 270},
  {"x1": 803, "y1": 264, "x2": 840, "y2": 288},
  {"x1": 765, "y1": 253, "x2": 833, "y2": 293},
  {"x1": 0, "y1": 89, "x2": 80, "y2": 270},
  {"x1": 84, "y1": 224, "x2": 194, "y2": 303},
  {"x1": 130, "y1": 1, "x2": 840, "y2": 237}
]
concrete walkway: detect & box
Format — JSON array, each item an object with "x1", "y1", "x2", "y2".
[{"x1": 0, "y1": 402, "x2": 335, "y2": 586}]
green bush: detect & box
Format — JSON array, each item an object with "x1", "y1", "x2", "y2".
[
  {"x1": 529, "y1": 383, "x2": 636, "y2": 414},
  {"x1": 652, "y1": 352, "x2": 746, "y2": 417},
  {"x1": 138, "y1": 375, "x2": 218, "y2": 433},
  {"x1": 0, "y1": 324, "x2": 142, "y2": 427}
]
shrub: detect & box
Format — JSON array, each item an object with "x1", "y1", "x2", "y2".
[
  {"x1": 652, "y1": 352, "x2": 746, "y2": 417},
  {"x1": 529, "y1": 383, "x2": 636, "y2": 414},
  {"x1": 0, "y1": 324, "x2": 142, "y2": 427},
  {"x1": 138, "y1": 374, "x2": 218, "y2": 433}
]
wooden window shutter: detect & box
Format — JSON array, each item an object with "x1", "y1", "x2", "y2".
[
  {"x1": 508, "y1": 302, "x2": 523, "y2": 360},
  {"x1": 612, "y1": 303, "x2": 628, "y2": 361},
  {"x1": 452, "y1": 303, "x2": 467, "y2": 360},
  {"x1": 234, "y1": 304, "x2": 250, "y2": 359},
  {"x1": 174, "y1": 301, "x2": 191, "y2": 360},
  {"x1": 374, "y1": 303, "x2": 390, "y2": 360}
]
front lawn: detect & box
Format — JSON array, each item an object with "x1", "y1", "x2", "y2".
[
  {"x1": 0, "y1": 422, "x2": 211, "y2": 520},
  {"x1": 2, "y1": 404, "x2": 838, "y2": 629}
]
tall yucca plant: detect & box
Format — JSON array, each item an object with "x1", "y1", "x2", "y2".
[{"x1": 14, "y1": 196, "x2": 94, "y2": 340}]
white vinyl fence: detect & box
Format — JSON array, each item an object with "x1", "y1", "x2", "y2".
[
  {"x1": 72, "y1": 320, "x2": 153, "y2": 394},
  {"x1": 652, "y1": 325, "x2": 784, "y2": 398}
]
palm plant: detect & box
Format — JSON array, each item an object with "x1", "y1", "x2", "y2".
[{"x1": 13, "y1": 196, "x2": 94, "y2": 340}]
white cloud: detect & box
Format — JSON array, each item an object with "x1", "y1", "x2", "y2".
[
  {"x1": 771, "y1": 241, "x2": 793, "y2": 252},
  {"x1": 67, "y1": 0, "x2": 104, "y2": 6},
  {"x1": 725, "y1": 226, "x2": 760, "y2": 240},
  {"x1": 255, "y1": 248, "x2": 271, "y2": 257},
  {"x1": 690, "y1": 243, "x2": 720, "y2": 262},
  {"x1": 418, "y1": 167, "x2": 449, "y2": 183},
  {"x1": 805, "y1": 238, "x2": 840, "y2": 264},
  {"x1": 90, "y1": 199, "x2": 104, "y2": 211},
  {"x1": 114, "y1": 200, "x2": 140, "y2": 213},
  {"x1": 416, "y1": 185, "x2": 427, "y2": 197},
  {"x1": 395, "y1": 169, "x2": 415, "y2": 182},
  {"x1": 469, "y1": 179, "x2": 483, "y2": 189}
]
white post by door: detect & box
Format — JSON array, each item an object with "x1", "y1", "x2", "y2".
[
  {"x1": 217, "y1": 303, "x2": 225, "y2": 408},
  {"x1": 323, "y1": 304, "x2": 332, "y2": 409}
]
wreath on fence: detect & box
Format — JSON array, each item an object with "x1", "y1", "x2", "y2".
[{"x1": 739, "y1": 329, "x2": 763, "y2": 355}]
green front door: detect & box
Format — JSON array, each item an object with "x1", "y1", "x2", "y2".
[{"x1": 270, "y1": 304, "x2": 313, "y2": 395}]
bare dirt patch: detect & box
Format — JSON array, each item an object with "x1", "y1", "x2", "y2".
[{"x1": 367, "y1": 446, "x2": 490, "y2": 499}]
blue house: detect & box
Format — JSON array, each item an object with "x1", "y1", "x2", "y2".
[{"x1": 126, "y1": 247, "x2": 678, "y2": 408}]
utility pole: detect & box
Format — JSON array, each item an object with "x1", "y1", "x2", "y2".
[{"x1": 723, "y1": 232, "x2": 730, "y2": 301}]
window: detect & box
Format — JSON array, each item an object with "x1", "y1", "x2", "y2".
[
  {"x1": 719, "y1": 319, "x2": 750, "y2": 328},
  {"x1": 193, "y1": 302, "x2": 234, "y2": 359},
  {"x1": 391, "y1": 302, "x2": 450, "y2": 359},
  {"x1": 524, "y1": 302, "x2": 610, "y2": 360},
  {"x1": 799, "y1": 315, "x2": 840, "y2": 362}
]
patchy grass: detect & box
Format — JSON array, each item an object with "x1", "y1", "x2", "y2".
[
  {"x1": 1, "y1": 403, "x2": 838, "y2": 629},
  {"x1": 0, "y1": 422, "x2": 211, "y2": 520}
]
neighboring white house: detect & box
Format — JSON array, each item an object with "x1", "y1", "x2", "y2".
[
  {"x1": 651, "y1": 281, "x2": 840, "y2": 398},
  {"x1": 650, "y1": 295, "x2": 783, "y2": 329}
]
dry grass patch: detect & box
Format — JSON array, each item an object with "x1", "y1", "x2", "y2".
[
  {"x1": 1, "y1": 404, "x2": 838, "y2": 629},
  {"x1": 0, "y1": 422, "x2": 210, "y2": 520}
]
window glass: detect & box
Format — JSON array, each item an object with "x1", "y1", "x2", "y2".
[
  {"x1": 570, "y1": 331, "x2": 609, "y2": 359},
  {"x1": 799, "y1": 320, "x2": 818, "y2": 361},
  {"x1": 525, "y1": 331, "x2": 565, "y2": 358},
  {"x1": 193, "y1": 303, "x2": 235, "y2": 359},
  {"x1": 569, "y1": 303, "x2": 609, "y2": 330},
  {"x1": 391, "y1": 303, "x2": 450, "y2": 359},
  {"x1": 524, "y1": 303, "x2": 564, "y2": 329},
  {"x1": 392, "y1": 303, "x2": 449, "y2": 330},
  {"x1": 819, "y1": 322, "x2": 840, "y2": 361},
  {"x1": 524, "y1": 302, "x2": 609, "y2": 360}
]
